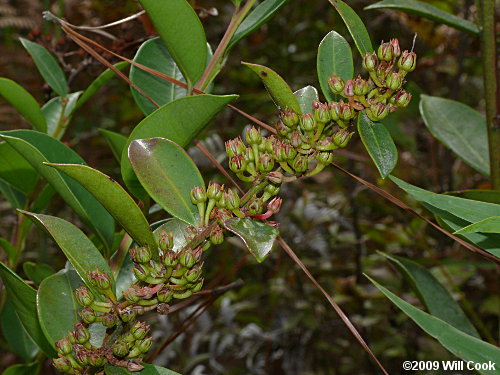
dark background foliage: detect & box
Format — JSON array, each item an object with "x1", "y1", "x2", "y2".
[{"x1": 0, "y1": 0, "x2": 497, "y2": 374}]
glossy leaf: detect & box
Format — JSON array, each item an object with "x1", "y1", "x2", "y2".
[
  {"x1": 0, "y1": 299, "x2": 39, "y2": 361},
  {"x1": 47, "y1": 163, "x2": 157, "y2": 257},
  {"x1": 243, "y1": 62, "x2": 301, "y2": 113},
  {"x1": 41, "y1": 92, "x2": 81, "y2": 139},
  {"x1": 115, "y1": 252, "x2": 136, "y2": 300},
  {"x1": 357, "y1": 113, "x2": 397, "y2": 178},
  {"x1": 0, "y1": 130, "x2": 115, "y2": 249},
  {"x1": 138, "y1": 0, "x2": 207, "y2": 85},
  {"x1": 455, "y1": 216, "x2": 500, "y2": 234},
  {"x1": 20, "y1": 212, "x2": 114, "y2": 294},
  {"x1": 0, "y1": 261, "x2": 56, "y2": 357},
  {"x1": 365, "y1": 0, "x2": 479, "y2": 35},
  {"x1": 20, "y1": 38, "x2": 68, "y2": 97},
  {"x1": 121, "y1": 94, "x2": 237, "y2": 199},
  {"x1": 0, "y1": 141, "x2": 38, "y2": 195},
  {"x1": 0, "y1": 180, "x2": 26, "y2": 209},
  {"x1": 23, "y1": 261, "x2": 55, "y2": 287},
  {"x1": 448, "y1": 189, "x2": 500, "y2": 205},
  {"x1": 100, "y1": 129, "x2": 127, "y2": 163},
  {"x1": 228, "y1": 0, "x2": 288, "y2": 49},
  {"x1": 37, "y1": 268, "x2": 83, "y2": 347},
  {"x1": 0, "y1": 78, "x2": 46, "y2": 132},
  {"x1": 379, "y1": 252, "x2": 479, "y2": 337},
  {"x1": 368, "y1": 276, "x2": 500, "y2": 373},
  {"x1": 223, "y1": 218, "x2": 279, "y2": 262},
  {"x1": 128, "y1": 138, "x2": 203, "y2": 226},
  {"x1": 328, "y1": 0, "x2": 373, "y2": 56},
  {"x1": 75, "y1": 61, "x2": 130, "y2": 111},
  {"x1": 154, "y1": 218, "x2": 192, "y2": 252},
  {"x1": 316, "y1": 31, "x2": 353, "y2": 102},
  {"x1": 104, "y1": 364, "x2": 181, "y2": 375},
  {"x1": 420, "y1": 95, "x2": 489, "y2": 175},
  {"x1": 294, "y1": 86, "x2": 319, "y2": 114},
  {"x1": 2, "y1": 362, "x2": 41, "y2": 375}
]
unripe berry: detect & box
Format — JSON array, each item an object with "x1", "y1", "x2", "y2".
[
  {"x1": 75, "y1": 286, "x2": 94, "y2": 307},
  {"x1": 299, "y1": 113, "x2": 317, "y2": 132},
  {"x1": 328, "y1": 102, "x2": 341, "y2": 121},
  {"x1": 393, "y1": 89, "x2": 412, "y2": 108},
  {"x1": 353, "y1": 76, "x2": 369, "y2": 96},
  {"x1": 366, "y1": 102, "x2": 389, "y2": 121},
  {"x1": 224, "y1": 189, "x2": 240, "y2": 210},
  {"x1": 87, "y1": 269, "x2": 111, "y2": 290},
  {"x1": 53, "y1": 357, "x2": 72, "y2": 372},
  {"x1": 281, "y1": 108, "x2": 299, "y2": 128},
  {"x1": 207, "y1": 182, "x2": 223, "y2": 201},
  {"x1": 190, "y1": 186, "x2": 207, "y2": 204},
  {"x1": 245, "y1": 126, "x2": 262, "y2": 145},
  {"x1": 130, "y1": 321, "x2": 150, "y2": 340},
  {"x1": 159, "y1": 230, "x2": 174, "y2": 252},
  {"x1": 229, "y1": 155, "x2": 247, "y2": 173},
  {"x1": 113, "y1": 341, "x2": 129, "y2": 357},
  {"x1": 386, "y1": 71, "x2": 403, "y2": 91},
  {"x1": 72, "y1": 323, "x2": 90, "y2": 344},
  {"x1": 55, "y1": 337, "x2": 72, "y2": 355},
  {"x1": 327, "y1": 74, "x2": 345, "y2": 94},
  {"x1": 398, "y1": 50, "x2": 417, "y2": 72},
  {"x1": 313, "y1": 102, "x2": 331, "y2": 123},
  {"x1": 333, "y1": 129, "x2": 354, "y2": 148},
  {"x1": 136, "y1": 336, "x2": 153, "y2": 353},
  {"x1": 377, "y1": 41, "x2": 393, "y2": 61},
  {"x1": 130, "y1": 246, "x2": 152, "y2": 264},
  {"x1": 292, "y1": 155, "x2": 309, "y2": 173},
  {"x1": 316, "y1": 151, "x2": 334, "y2": 165},
  {"x1": 362, "y1": 52, "x2": 378, "y2": 72},
  {"x1": 161, "y1": 250, "x2": 178, "y2": 267},
  {"x1": 339, "y1": 101, "x2": 355, "y2": 121},
  {"x1": 80, "y1": 306, "x2": 96, "y2": 324},
  {"x1": 257, "y1": 153, "x2": 274, "y2": 172}
]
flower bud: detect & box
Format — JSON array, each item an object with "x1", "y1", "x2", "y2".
[
  {"x1": 56, "y1": 337, "x2": 73, "y2": 355},
  {"x1": 343, "y1": 79, "x2": 355, "y2": 97},
  {"x1": 313, "y1": 102, "x2": 331, "y2": 123},
  {"x1": 87, "y1": 351, "x2": 107, "y2": 367},
  {"x1": 247, "y1": 198, "x2": 264, "y2": 215},
  {"x1": 207, "y1": 182, "x2": 223, "y2": 201},
  {"x1": 224, "y1": 189, "x2": 240, "y2": 210},
  {"x1": 393, "y1": 89, "x2": 411, "y2": 107},
  {"x1": 159, "y1": 230, "x2": 174, "y2": 252},
  {"x1": 179, "y1": 249, "x2": 197, "y2": 268},
  {"x1": 366, "y1": 102, "x2": 389, "y2": 121},
  {"x1": 386, "y1": 71, "x2": 403, "y2": 91},
  {"x1": 256, "y1": 153, "x2": 275, "y2": 172},
  {"x1": 80, "y1": 306, "x2": 96, "y2": 324},
  {"x1": 123, "y1": 285, "x2": 141, "y2": 303},
  {"x1": 264, "y1": 183, "x2": 281, "y2": 197},
  {"x1": 327, "y1": 74, "x2": 345, "y2": 94},
  {"x1": 133, "y1": 264, "x2": 149, "y2": 282},
  {"x1": 245, "y1": 126, "x2": 262, "y2": 145},
  {"x1": 113, "y1": 341, "x2": 129, "y2": 357},
  {"x1": 353, "y1": 76, "x2": 369, "y2": 96},
  {"x1": 292, "y1": 155, "x2": 309, "y2": 173},
  {"x1": 210, "y1": 225, "x2": 224, "y2": 245},
  {"x1": 275, "y1": 120, "x2": 291, "y2": 137},
  {"x1": 136, "y1": 336, "x2": 153, "y2": 353},
  {"x1": 390, "y1": 38, "x2": 401, "y2": 57},
  {"x1": 266, "y1": 171, "x2": 283, "y2": 185},
  {"x1": 157, "y1": 303, "x2": 170, "y2": 315},
  {"x1": 192, "y1": 278, "x2": 204, "y2": 293},
  {"x1": 245, "y1": 147, "x2": 255, "y2": 162},
  {"x1": 282, "y1": 143, "x2": 297, "y2": 160},
  {"x1": 102, "y1": 312, "x2": 119, "y2": 328},
  {"x1": 282, "y1": 108, "x2": 299, "y2": 128},
  {"x1": 299, "y1": 113, "x2": 317, "y2": 132},
  {"x1": 157, "y1": 287, "x2": 173, "y2": 303},
  {"x1": 328, "y1": 102, "x2": 341, "y2": 121},
  {"x1": 119, "y1": 307, "x2": 138, "y2": 323},
  {"x1": 229, "y1": 155, "x2": 247, "y2": 174},
  {"x1": 272, "y1": 140, "x2": 286, "y2": 162},
  {"x1": 75, "y1": 286, "x2": 94, "y2": 307},
  {"x1": 185, "y1": 264, "x2": 203, "y2": 283},
  {"x1": 290, "y1": 132, "x2": 302, "y2": 148},
  {"x1": 362, "y1": 52, "x2": 378, "y2": 72},
  {"x1": 74, "y1": 346, "x2": 90, "y2": 365},
  {"x1": 398, "y1": 50, "x2": 417, "y2": 72},
  {"x1": 53, "y1": 357, "x2": 72, "y2": 372},
  {"x1": 87, "y1": 269, "x2": 112, "y2": 290},
  {"x1": 131, "y1": 321, "x2": 150, "y2": 340},
  {"x1": 376, "y1": 61, "x2": 390, "y2": 81},
  {"x1": 127, "y1": 362, "x2": 145, "y2": 372},
  {"x1": 267, "y1": 197, "x2": 282, "y2": 214},
  {"x1": 377, "y1": 41, "x2": 393, "y2": 61},
  {"x1": 216, "y1": 193, "x2": 227, "y2": 209},
  {"x1": 316, "y1": 151, "x2": 334, "y2": 165},
  {"x1": 333, "y1": 130, "x2": 354, "y2": 148},
  {"x1": 130, "y1": 246, "x2": 152, "y2": 264},
  {"x1": 161, "y1": 250, "x2": 178, "y2": 267},
  {"x1": 190, "y1": 186, "x2": 207, "y2": 205},
  {"x1": 225, "y1": 137, "x2": 246, "y2": 157},
  {"x1": 72, "y1": 323, "x2": 90, "y2": 344},
  {"x1": 259, "y1": 137, "x2": 274, "y2": 153},
  {"x1": 339, "y1": 101, "x2": 355, "y2": 121}
]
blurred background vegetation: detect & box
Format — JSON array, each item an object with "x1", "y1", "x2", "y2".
[{"x1": 0, "y1": 0, "x2": 497, "y2": 374}]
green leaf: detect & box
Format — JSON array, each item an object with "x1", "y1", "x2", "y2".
[
  {"x1": 130, "y1": 37, "x2": 187, "y2": 116},
  {"x1": 128, "y1": 138, "x2": 204, "y2": 226},
  {"x1": 0, "y1": 180, "x2": 26, "y2": 209},
  {"x1": 20, "y1": 212, "x2": 114, "y2": 294},
  {"x1": 379, "y1": 252, "x2": 479, "y2": 337},
  {"x1": 75, "y1": 61, "x2": 130, "y2": 111},
  {"x1": 327, "y1": 0, "x2": 373, "y2": 56},
  {"x1": 104, "y1": 364, "x2": 181, "y2": 375},
  {"x1": 0, "y1": 141, "x2": 38, "y2": 195},
  {"x1": 419, "y1": 95, "x2": 489, "y2": 175},
  {"x1": 448, "y1": 190, "x2": 500, "y2": 205},
  {"x1": 367, "y1": 275, "x2": 500, "y2": 374},
  {"x1": 138, "y1": 0, "x2": 207, "y2": 85},
  {"x1": 0, "y1": 78, "x2": 46, "y2": 132},
  {"x1": 243, "y1": 62, "x2": 301, "y2": 113},
  {"x1": 316, "y1": 31, "x2": 353, "y2": 102},
  {"x1": 2, "y1": 362, "x2": 41, "y2": 375},
  {"x1": 47, "y1": 163, "x2": 158, "y2": 258},
  {"x1": 0, "y1": 299, "x2": 39, "y2": 361},
  {"x1": 223, "y1": 218, "x2": 279, "y2": 262},
  {"x1": 121, "y1": 94, "x2": 237, "y2": 200},
  {"x1": 228, "y1": 0, "x2": 288, "y2": 49},
  {"x1": 36, "y1": 268, "x2": 83, "y2": 347},
  {"x1": 41, "y1": 92, "x2": 81, "y2": 138},
  {"x1": 357, "y1": 113, "x2": 397, "y2": 178},
  {"x1": 0, "y1": 261, "x2": 56, "y2": 357},
  {"x1": 99, "y1": 129, "x2": 127, "y2": 164},
  {"x1": 154, "y1": 218, "x2": 192, "y2": 252},
  {"x1": 0, "y1": 237, "x2": 16, "y2": 266},
  {"x1": 20, "y1": 38, "x2": 68, "y2": 97},
  {"x1": 0, "y1": 130, "x2": 115, "y2": 249},
  {"x1": 365, "y1": 0, "x2": 479, "y2": 35},
  {"x1": 23, "y1": 261, "x2": 55, "y2": 287},
  {"x1": 455, "y1": 216, "x2": 500, "y2": 234},
  {"x1": 294, "y1": 86, "x2": 319, "y2": 114}
]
